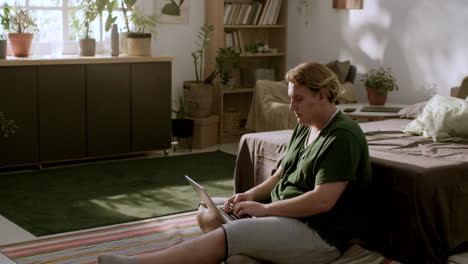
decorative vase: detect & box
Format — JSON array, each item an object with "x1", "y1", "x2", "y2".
[
  {"x1": 111, "y1": 24, "x2": 119, "y2": 57},
  {"x1": 8, "y1": 33, "x2": 34, "y2": 57},
  {"x1": 0, "y1": 39, "x2": 7, "y2": 59},
  {"x1": 79, "y1": 38, "x2": 96, "y2": 56},
  {"x1": 127, "y1": 33, "x2": 151, "y2": 56},
  {"x1": 183, "y1": 81, "x2": 214, "y2": 118},
  {"x1": 366, "y1": 87, "x2": 387, "y2": 106}
]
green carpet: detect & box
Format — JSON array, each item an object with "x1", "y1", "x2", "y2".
[{"x1": 0, "y1": 151, "x2": 236, "y2": 236}]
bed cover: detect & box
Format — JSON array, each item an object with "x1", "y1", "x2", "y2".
[{"x1": 234, "y1": 118, "x2": 468, "y2": 264}]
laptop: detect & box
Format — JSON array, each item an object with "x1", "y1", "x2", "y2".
[{"x1": 185, "y1": 175, "x2": 247, "y2": 222}]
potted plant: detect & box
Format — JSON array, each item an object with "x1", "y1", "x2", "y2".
[
  {"x1": 6, "y1": 5, "x2": 38, "y2": 57},
  {"x1": 0, "y1": 4, "x2": 11, "y2": 59},
  {"x1": 361, "y1": 66, "x2": 399, "y2": 105},
  {"x1": 171, "y1": 96, "x2": 194, "y2": 151},
  {"x1": 0, "y1": 111, "x2": 18, "y2": 138},
  {"x1": 74, "y1": 0, "x2": 111, "y2": 56},
  {"x1": 127, "y1": 7, "x2": 159, "y2": 56},
  {"x1": 119, "y1": 0, "x2": 136, "y2": 54},
  {"x1": 183, "y1": 24, "x2": 215, "y2": 118},
  {"x1": 205, "y1": 46, "x2": 241, "y2": 90}
]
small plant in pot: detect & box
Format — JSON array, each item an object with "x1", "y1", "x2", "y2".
[
  {"x1": 4, "y1": 4, "x2": 38, "y2": 57},
  {"x1": 204, "y1": 46, "x2": 241, "y2": 90},
  {"x1": 361, "y1": 66, "x2": 399, "y2": 106},
  {"x1": 127, "y1": 7, "x2": 158, "y2": 56},
  {"x1": 171, "y1": 96, "x2": 194, "y2": 150},
  {"x1": 73, "y1": 0, "x2": 112, "y2": 56}
]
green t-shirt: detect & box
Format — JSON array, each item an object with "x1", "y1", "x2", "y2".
[{"x1": 270, "y1": 111, "x2": 372, "y2": 252}]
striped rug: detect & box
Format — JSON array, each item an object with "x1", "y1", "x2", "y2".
[{"x1": 0, "y1": 212, "x2": 400, "y2": 264}]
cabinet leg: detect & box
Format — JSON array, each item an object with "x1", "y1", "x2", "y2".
[{"x1": 164, "y1": 149, "x2": 169, "y2": 155}]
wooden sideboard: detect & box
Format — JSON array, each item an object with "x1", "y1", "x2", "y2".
[{"x1": 0, "y1": 56, "x2": 173, "y2": 168}]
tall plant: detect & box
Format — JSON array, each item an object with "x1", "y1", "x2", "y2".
[
  {"x1": 121, "y1": 0, "x2": 136, "y2": 32},
  {"x1": 74, "y1": 0, "x2": 112, "y2": 39},
  {"x1": 191, "y1": 24, "x2": 214, "y2": 83}
]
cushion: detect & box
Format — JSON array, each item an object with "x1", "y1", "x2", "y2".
[
  {"x1": 398, "y1": 101, "x2": 427, "y2": 119},
  {"x1": 337, "y1": 82, "x2": 358, "y2": 103},
  {"x1": 326, "y1": 60, "x2": 351, "y2": 84},
  {"x1": 402, "y1": 95, "x2": 468, "y2": 141},
  {"x1": 457, "y1": 76, "x2": 468, "y2": 99}
]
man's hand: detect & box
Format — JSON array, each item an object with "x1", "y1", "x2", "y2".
[
  {"x1": 223, "y1": 192, "x2": 254, "y2": 213},
  {"x1": 233, "y1": 201, "x2": 268, "y2": 217}
]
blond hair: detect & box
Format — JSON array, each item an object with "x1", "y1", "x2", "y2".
[{"x1": 285, "y1": 62, "x2": 340, "y2": 102}]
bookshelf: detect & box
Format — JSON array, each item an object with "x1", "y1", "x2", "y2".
[{"x1": 205, "y1": 0, "x2": 288, "y2": 143}]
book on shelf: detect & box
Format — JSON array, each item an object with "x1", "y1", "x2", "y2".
[{"x1": 223, "y1": 0, "x2": 282, "y2": 26}]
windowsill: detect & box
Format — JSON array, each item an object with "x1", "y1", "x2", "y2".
[{"x1": 0, "y1": 55, "x2": 174, "y2": 66}]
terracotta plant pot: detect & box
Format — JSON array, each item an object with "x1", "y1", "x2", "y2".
[
  {"x1": 79, "y1": 38, "x2": 96, "y2": 56},
  {"x1": 8, "y1": 33, "x2": 34, "y2": 57},
  {"x1": 366, "y1": 87, "x2": 387, "y2": 106},
  {"x1": 127, "y1": 33, "x2": 151, "y2": 56}
]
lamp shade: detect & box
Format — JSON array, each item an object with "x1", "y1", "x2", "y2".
[{"x1": 333, "y1": 0, "x2": 363, "y2": 9}]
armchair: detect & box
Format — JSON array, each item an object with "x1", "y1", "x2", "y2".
[{"x1": 245, "y1": 80, "x2": 296, "y2": 132}]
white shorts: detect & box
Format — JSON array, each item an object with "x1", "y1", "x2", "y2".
[{"x1": 222, "y1": 216, "x2": 340, "y2": 264}]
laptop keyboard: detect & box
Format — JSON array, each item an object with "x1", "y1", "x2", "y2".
[{"x1": 217, "y1": 207, "x2": 250, "y2": 221}]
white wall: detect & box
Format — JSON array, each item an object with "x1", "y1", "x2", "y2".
[
  {"x1": 288, "y1": 0, "x2": 468, "y2": 104},
  {"x1": 140, "y1": 0, "x2": 205, "y2": 108}
]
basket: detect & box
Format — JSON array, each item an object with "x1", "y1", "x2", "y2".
[{"x1": 223, "y1": 111, "x2": 241, "y2": 133}]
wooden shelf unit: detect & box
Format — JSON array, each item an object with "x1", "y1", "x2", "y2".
[{"x1": 205, "y1": 0, "x2": 288, "y2": 143}]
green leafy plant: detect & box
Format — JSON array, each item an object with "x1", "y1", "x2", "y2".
[
  {"x1": 191, "y1": 24, "x2": 214, "y2": 83},
  {"x1": 171, "y1": 96, "x2": 196, "y2": 119},
  {"x1": 361, "y1": 67, "x2": 399, "y2": 96},
  {"x1": 73, "y1": 0, "x2": 111, "y2": 39},
  {"x1": 121, "y1": 0, "x2": 136, "y2": 32},
  {"x1": 8, "y1": 5, "x2": 38, "y2": 34},
  {"x1": 205, "y1": 46, "x2": 241, "y2": 85},
  {"x1": 104, "y1": 0, "x2": 118, "y2": 32},
  {"x1": 130, "y1": 7, "x2": 159, "y2": 35},
  {"x1": 0, "y1": 3, "x2": 12, "y2": 38},
  {"x1": 0, "y1": 111, "x2": 18, "y2": 138}
]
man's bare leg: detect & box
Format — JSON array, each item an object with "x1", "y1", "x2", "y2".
[
  {"x1": 98, "y1": 228, "x2": 226, "y2": 264},
  {"x1": 139, "y1": 227, "x2": 226, "y2": 264}
]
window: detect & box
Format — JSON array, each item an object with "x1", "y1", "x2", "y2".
[{"x1": 1, "y1": 0, "x2": 132, "y2": 55}]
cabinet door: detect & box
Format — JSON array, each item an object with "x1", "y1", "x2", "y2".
[
  {"x1": 87, "y1": 64, "x2": 131, "y2": 157},
  {"x1": 0, "y1": 67, "x2": 38, "y2": 167},
  {"x1": 38, "y1": 65, "x2": 86, "y2": 162},
  {"x1": 131, "y1": 62, "x2": 172, "y2": 151}
]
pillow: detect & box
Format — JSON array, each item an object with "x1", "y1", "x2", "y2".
[
  {"x1": 337, "y1": 82, "x2": 358, "y2": 104},
  {"x1": 398, "y1": 101, "x2": 427, "y2": 119},
  {"x1": 326, "y1": 60, "x2": 351, "y2": 83},
  {"x1": 456, "y1": 76, "x2": 468, "y2": 99},
  {"x1": 402, "y1": 95, "x2": 468, "y2": 141}
]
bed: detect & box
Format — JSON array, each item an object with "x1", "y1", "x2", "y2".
[{"x1": 233, "y1": 118, "x2": 468, "y2": 264}]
